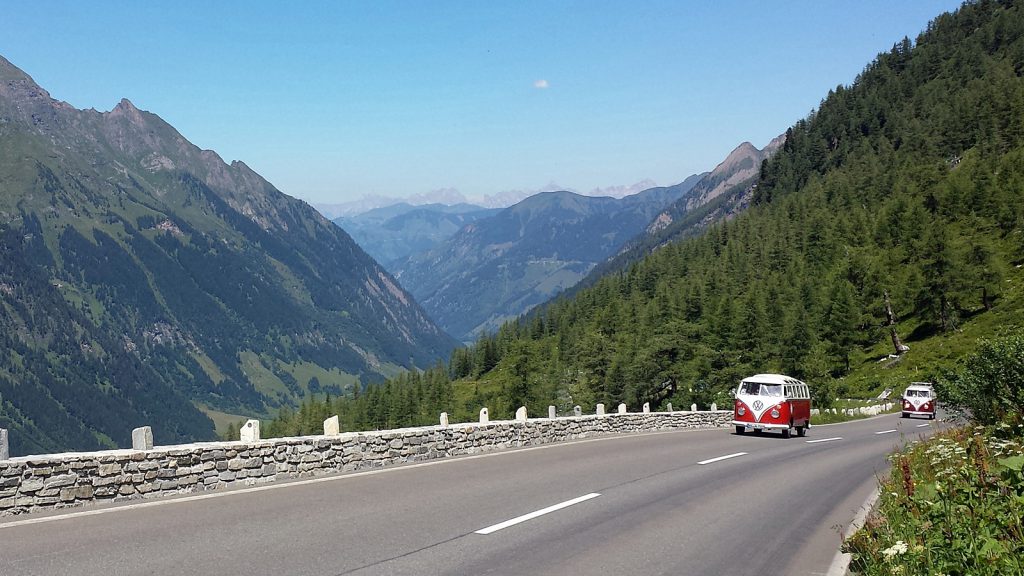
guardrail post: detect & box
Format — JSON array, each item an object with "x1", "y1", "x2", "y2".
[
  {"x1": 691, "y1": 403, "x2": 697, "y2": 412},
  {"x1": 642, "y1": 402, "x2": 650, "y2": 413},
  {"x1": 440, "y1": 412, "x2": 449, "y2": 427},
  {"x1": 548, "y1": 406, "x2": 556, "y2": 419},
  {"x1": 573, "y1": 405, "x2": 582, "y2": 417},
  {"x1": 131, "y1": 426, "x2": 153, "y2": 450},
  {"x1": 323, "y1": 415, "x2": 340, "y2": 435},
  {"x1": 516, "y1": 406, "x2": 528, "y2": 422},
  {"x1": 617, "y1": 403, "x2": 627, "y2": 414},
  {"x1": 710, "y1": 402, "x2": 717, "y2": 411},
  {"x1": 479, "y1": 408, "x2": 489, "y2": 424},
  {"x1": 666, "y1": 403, "x2": 673, "y2": 412},
  {"x1": 240, "y1": 419, "x2": 261, "y2": 442},
  {"x1": 596, "y1": 403, "x2": 605, "y2": 416},
  {"x1": 0, "y1": 428, "x2": 8, "y2": 461}
]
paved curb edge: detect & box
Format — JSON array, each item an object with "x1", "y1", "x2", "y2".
[{"x1": 826, "y1": 486, "x2": 881, "y2": 576}]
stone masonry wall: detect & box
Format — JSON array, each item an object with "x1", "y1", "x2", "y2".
[{"x1": 0, "y1": 411, "x2": 731, "y2": 516}]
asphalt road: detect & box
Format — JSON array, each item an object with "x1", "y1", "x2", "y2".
[{"x1": 0, "y1": 413, "x2": 946, "y2": 576}]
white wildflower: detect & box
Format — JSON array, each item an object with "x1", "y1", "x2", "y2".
[{"x1": 882, "y1": 541, "x2": 909, "y2": 558}]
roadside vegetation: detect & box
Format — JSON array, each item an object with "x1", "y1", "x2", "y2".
[{"x1": 844, "y1": 335, "x2": 1024, "y2": 574}]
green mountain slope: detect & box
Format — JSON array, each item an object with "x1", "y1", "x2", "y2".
[
  {"x1": 266, "y1": 0, "x2": 1024, "y2": 432},
  {"x1": 0, "y1": 56, "x2": 457, "y2": 455}
]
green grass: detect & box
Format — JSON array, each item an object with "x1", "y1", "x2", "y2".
[
  {"x1": 281, "y1": 360, "x2": 360, "y2": 395},
  {"x1": 238, "y1": 350, "x2": 289, "y2": 400},
  {"x1": 194, "y1": 403, "x2": 253, "y2": 438}
]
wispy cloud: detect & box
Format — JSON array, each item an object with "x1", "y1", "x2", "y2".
[{"x1": 533, "y1": 79, "x2": 549, "y2": 89}]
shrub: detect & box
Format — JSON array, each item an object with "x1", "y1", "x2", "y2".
[{"x1": 935, "y1": 335, "x2": 1024, "y2": 426}]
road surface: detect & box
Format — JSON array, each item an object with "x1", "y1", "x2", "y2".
[{"x1": 0, "y1": 413, "x2": 945, "y2": 576}]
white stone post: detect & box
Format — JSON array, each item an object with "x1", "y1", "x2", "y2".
[
  {"x1": 642, "y1": 402, "x2": 650, "y2": 413},
  {"x1": 516, "y1": 406, "x2": 528, "y2": 422},
  {"x1": 617, "y1": 403, "x2": 627, "y2": 414},
  {"x1": 440, "y1": 412, "x2": 450, "y2": 427},
  {"x1": 596, "y1": 403, "x2": 605, "y2": 416},
  {"x1": 691, "y1": 403, "x2": 697, "y2": 412},
  {"x1": 710, "y1": 402, "x2": 717, "y2": 411},
  {"x1": 240, "y1": 419, "x2": 261, "y2": 442},
  {"x1": 131, "y1": 426, "x2": 153, "y2": 450},
  {"x1": 548, "y1": 405, "x2": 557, "y2": 419},
  {"x1": 323, "y1": 415, "x2": 340, "y2": 436},
  {"x1": 0, "y1": 428, "x2": 8, "y2": 461},
  {"x1": 573, "y1": 405, "x2": 582, "y2": 417},
  {"x1": 666, "y1": 403, "x2": 673, "y2": 412},
  {"x1": 479, "y1": 407, "x2": 489, "y2": 424}
]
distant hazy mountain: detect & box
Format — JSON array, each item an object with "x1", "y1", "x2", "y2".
[
  {"x1": 394, "y1": 175, "x2": 704, "y2": 341},
  {"x1": 315, "y1": 189, "x2": 528, "y2": 220},
  {"x1": 0, "y1": 55, "x2": 456, "y2": 455},
  {"x1": 334, "y1": 203, "x2": 501, "y2": 269}
]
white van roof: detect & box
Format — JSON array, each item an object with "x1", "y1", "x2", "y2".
[{"x1": 742, "y1": 373, "x2": 804, "y2": 386}]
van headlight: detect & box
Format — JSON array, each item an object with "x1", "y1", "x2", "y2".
[
  {"x1": 770, "y1": 408, "x2": 780, "y2": 418},
  {"x1": 737, "y1": 406, "x2": 746, "y2": 416}
]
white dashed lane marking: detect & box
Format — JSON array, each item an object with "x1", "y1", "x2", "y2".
[
  {"x1": 697, "y1": 452, "x2": 748, "y2": 465},
  {"x1": 475, "y1": 493, "x2": 601, "y2": 535},
  {"x1": 805, "y1": 437, "x2": 842, "y2": 444}
]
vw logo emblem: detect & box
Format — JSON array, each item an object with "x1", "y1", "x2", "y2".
[{"x1": 753, "y1": 400, "x2": 763, "y2": 411}]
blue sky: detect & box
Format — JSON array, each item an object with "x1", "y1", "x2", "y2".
[{"x1": 3, "y1": 1, "x2": 963, "y2": 205}]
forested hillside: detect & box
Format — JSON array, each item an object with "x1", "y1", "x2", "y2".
[{"x1": 268, "y1": 0, "x2": 1024, "y2": 434}]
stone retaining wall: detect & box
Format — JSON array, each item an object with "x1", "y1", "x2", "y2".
[{"x1": 0, "y1": 411, "x2": 731, "y2": 516}]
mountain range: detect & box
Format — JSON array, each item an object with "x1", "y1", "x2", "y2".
[
  {"x1": 333, "y1": 203, "x2": 500, "y2": 270},
  {"x1": 375, "y1": 137, "x2": 779, "y2": 343},
  {"x1": 0, "y1": 55, "x2": 456, "y2": 455},
  {"x1": 392, "y1": 176, "x2": 705, "y2": 341}
]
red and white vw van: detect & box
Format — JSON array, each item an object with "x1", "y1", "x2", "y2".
[
  {"x1": 901, "y1": 382, "x2": 937, "y2": 420},
  {"x1": 732, "y1": 374, "x2": 811, "y2": 438}
]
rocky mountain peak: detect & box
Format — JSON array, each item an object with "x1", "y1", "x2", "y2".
[
  {"x1": 107, "y1": 97, "x2": 147, "y2": 126},
  {"x1": 714, "y1": 141, "x2": 759, "y2": 174}
]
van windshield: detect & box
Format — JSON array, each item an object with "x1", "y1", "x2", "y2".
[{"x1": 739, "y1": 382, "x2": 783, "y2": 396}]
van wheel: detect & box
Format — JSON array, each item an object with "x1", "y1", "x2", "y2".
[
  {"x1": 782, "y1": 427, "x2": 791, "y2": 439},
  {"x1": 736, "y1": 425, "x2": 745, "y2": 435},
  {"x1": 797, "y1": 425, "x2": 806, "y2": 437}
]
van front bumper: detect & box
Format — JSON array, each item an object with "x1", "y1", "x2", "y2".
[{"x1": 732, "y1": 420, "x2": 788, "y2": 430}]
